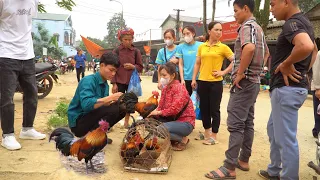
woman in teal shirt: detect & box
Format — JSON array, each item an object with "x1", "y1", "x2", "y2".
[
  {"x1": 156, "y1": 29, "x2": 179, "y2": 90},
  {"x1": 176, "y1": 26, "x2": 202, "y2": 96}
]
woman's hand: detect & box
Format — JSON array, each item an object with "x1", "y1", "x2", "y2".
[
  {"x1": 191, "y1": 80, "x2": 197, "y2": 90},
  {"x1": 181, "y1": 80, "x2": 186, "y2": 86},
  {"x1": 157, "y1": 82, "x2": 163, "y2": 90},
  {"x1": 170, "y1": 57, "x2": 179, "y2": 64},
  {"x1": 212, "y1": 70, "x2": 226, "y2": 77},
  {"x1": 147, "y1": 110, "x2": 161, "y2": 117},
  {"x1": 316, "y1": 89, "x2": 320, "y2": 100},
  {"x1": 124, "y1": 63, "x2": 135, "y2": 70},
  {"x1": 112, "y1": 84, "x2": 118, "y2": 94}
]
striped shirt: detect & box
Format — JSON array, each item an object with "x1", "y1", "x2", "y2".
[{"x1": 232, "y1": 17, "x2": 268, "y2": 83}]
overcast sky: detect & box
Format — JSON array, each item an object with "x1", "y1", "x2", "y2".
[{"x1": 40, "y1": 0, "x2": 237, "y2": 41}]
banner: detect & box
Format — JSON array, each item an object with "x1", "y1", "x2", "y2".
[{"x1": 221, "y1": 21, "x2": 240, "y2": 42}]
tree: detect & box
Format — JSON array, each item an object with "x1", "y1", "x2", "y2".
[
  {"x1": 78, "y1": 37, "x2": 109, "y2": 52},
  {"x1": 38, "y1": 0, "x2": 76, "y2": 13},
  {"x1": 212, "y1": 0, "x2": 216, "y2": 21},
  {"x1": 300, "y1": 0, "x2": 320, "y2": 12},
  {"x1": 104, "y1": 13, "x2": 126, "y2": 48},
  {"x1": 33, "y1": 23, "x2": 66, "y2": 59},
  {"x1": 203, "y1": 0, "x2": 208, "y2": 35},
  {"x1": 254, "y1": 0, "x2": 270, "y2": 33}
]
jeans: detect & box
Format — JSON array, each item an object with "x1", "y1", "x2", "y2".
[
  {"x1": 163, "y1": 121, "x2": 193, "y2": 142},
  {"x1": 197, "y1": 80, "x2": 223, "y2": 133},
  {"x1": 312, "y1": 91, "x2": 320, "y2": 135},
  {"x1": 223, "y1": 79, "x2": 260, "y2": 170},
  {"x1": 76, "y1": 66, "x2": 85, "y2": 82},
  {"x1": 267, "y1": 86, "x2": 308, "y2": 180},
  {"x1": 0, "y1": 58, "x2": 38, "y2": 135}
]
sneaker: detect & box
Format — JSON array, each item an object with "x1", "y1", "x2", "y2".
[
  {"x1": 1, "y1": 136, "x2": 21, "y2": 150},
  {"x1": 19, "y1": 129, "x2": 46, "y2": 140},
  {"x1": 258, "y1": 170, "x2": 280, "y2": 180}
]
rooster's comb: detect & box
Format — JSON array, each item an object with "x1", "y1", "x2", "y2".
[
  {"x1": 99, "y1": 120, "x2": 109, "y2": 129},
  {"x1": 152, "y1": 91, "x2": 159, "y2": 97}
]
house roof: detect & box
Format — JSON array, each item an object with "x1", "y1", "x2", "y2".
[
  {"x1": 160, "y1": 14, "x2": 212, "y2": 27},
  {"x1": 267, "y1": 20, "x2": 285, "y2": 29},
  {"x1": 33, "y1": 13, "x2": 70, "y2": 21}
]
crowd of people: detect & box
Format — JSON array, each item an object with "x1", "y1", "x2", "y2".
[{"x1": 1, "y1": 0, "x2": 320, "y2": 179}]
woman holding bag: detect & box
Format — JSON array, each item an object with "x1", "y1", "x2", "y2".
[
  {"x1": 191, "y1": 22, "x2": 234, "y2": 145},
  {"x1": 111, "y1": 27, "x2": 143, "y2": 128},
  {"x1": 155, "y1": 29, "x2": 179, "y2": 90}
]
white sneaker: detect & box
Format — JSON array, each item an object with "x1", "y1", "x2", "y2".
[
  {"x1": 1, "y1": 136, "x2": 21, "y2": 150},
  {"x1": 19, "y1": 129, "x2": 46, "y2": 140}
]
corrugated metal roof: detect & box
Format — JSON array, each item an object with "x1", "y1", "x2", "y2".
[
  {"x1": 33, "y1": 13, "x2": 70, "y2": 21},
  {"x1": 267, "y1": 20, "x2": 285, "y2": 29}
]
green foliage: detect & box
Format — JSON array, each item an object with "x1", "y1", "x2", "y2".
[
  {"x1": 299, "y1": 0, "x2": 320, "y2": 12},
  {"x1": 47, "y1": 100, "x2": 69, "y2": 128},
  {"x1": 104, "y1": 13, "x2": 126, "y2": 48},
  {"x1": 38, "y1": 0, "x2": 76, "y2": 13},
  {"x1": 33, "y1": 23, "x2": 66, "y2": 59},
  {"x1": 254, "y1": 0, "x2": 270, "y2": 33}
]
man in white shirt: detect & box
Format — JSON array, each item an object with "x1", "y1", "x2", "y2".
[{"x1": 0, "y1": 0, "x2": 46, "y2": 151}]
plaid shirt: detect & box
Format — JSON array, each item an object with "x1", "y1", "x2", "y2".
[{"x1": 232, "y1": 17, "x2": 268, "y2": 83}]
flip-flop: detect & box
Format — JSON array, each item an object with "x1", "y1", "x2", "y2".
[
  {"x1": 194, "y1": 132, "x2": 205, "y2": 140},
  {"x1": 236, "y1": 162, "x2": 249, "y2": 171},
  {"x1": 203, "y1": 137, "x2": 216, "y2": 145},
  {"x1": 204, "y1": 166, "x2": 236, "y2": 179},
  {"x1": 172, "y1": 139, "x2": 189, "y2": 151}
]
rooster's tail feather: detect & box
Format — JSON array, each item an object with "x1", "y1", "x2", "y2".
[{"x1": 49, "y1": 128, "x2": 75, "y2": 156}]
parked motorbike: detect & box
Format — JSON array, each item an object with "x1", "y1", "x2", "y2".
[
  {"x1": 94, "y1": 62, "x2": 100, "y2": 73},
  {"x1": 16, "y1": 62, "x2": 59, "y2": 99},
  {"x1": 308, "y1": 133, "x2": 320, "y2": 177}
]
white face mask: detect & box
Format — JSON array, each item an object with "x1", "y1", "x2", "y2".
[
  {"x1": 164, "y1": 39, "x2": 173, "y2": 46},
  {"x1": 184, "y1": 36, "x2": 193, "y2": 43},
  {"x1": 160, "y1": 77, "x2": 170, "y2": 87}
]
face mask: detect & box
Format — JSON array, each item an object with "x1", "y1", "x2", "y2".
[
  {"x1": 184, "y1": 36, "x2": 193, "y2": 43},
  {"x1": 160, "y1": 77, "x2": 170, "y2": 87},
  {"x1": 164, "y1": 39, "x2": 173, "y2": 46}
]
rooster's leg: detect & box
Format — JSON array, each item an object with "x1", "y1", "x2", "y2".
[
  {"x1": 85, "y1": 162, "x2": 89, "y2": 174},
  {"x1": 90, "y1": 159, "x2": 95, "y2": 171}
]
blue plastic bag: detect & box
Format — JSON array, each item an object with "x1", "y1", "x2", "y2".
[
  {"x1": 128, "y1": 69, "x2": 142, "y2": 97},
  {"x1": 191, "y1": 91, "x2": 201, "y2": 120}
]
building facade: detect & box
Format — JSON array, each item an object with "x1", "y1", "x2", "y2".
[{"x1": 32, "y1": 13, "x2": 76, "y2": 57}]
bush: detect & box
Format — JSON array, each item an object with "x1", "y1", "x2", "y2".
[{"x1": 47, "y1": 100, "x2": 69, "y2": 128}]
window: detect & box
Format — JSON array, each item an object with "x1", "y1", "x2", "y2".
[{"x1": 64, "y1": 31, "x2": 69, "y2": 45}]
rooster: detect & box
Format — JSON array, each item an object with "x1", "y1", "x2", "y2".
[
  {"x1": 120, "y1": 132, "x2": 145, "y2": 165},
  {"x1": 49, "y1": 120, "x2": 109, "y2": 173},
  {"x1": 135, "y1": 91, "x2": 160, "y2": 118}
]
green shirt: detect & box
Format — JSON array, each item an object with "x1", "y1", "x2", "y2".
[{"x1": 68, "y1": 72, "x2": 109, "y2": 128}]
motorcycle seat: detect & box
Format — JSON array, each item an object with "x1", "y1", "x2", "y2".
[{"x1": 35, "y1": 63, "x2": 53, "y2": 73}]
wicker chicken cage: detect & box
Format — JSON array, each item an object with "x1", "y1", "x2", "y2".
[{"x1": 119, "y1": 118, "x2": 172, "y2": 174}]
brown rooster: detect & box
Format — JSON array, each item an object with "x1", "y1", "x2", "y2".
[
  {"x1": 120, "y1": 132, "x2": 145, "y2": 165},
  {"x1": 145, "y1": 136, "x2": 161, "y2": 151},
  {"x1": 135, "y1": 91, "x2": 160, "y2": 118},
  {"x1": 49, "y1": 121, "x2": 109, "y2": 173}
]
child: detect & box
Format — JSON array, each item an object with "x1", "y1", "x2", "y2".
[
  {"x1": 204, "y1": 0, "x2": 269, "y2": 179},
  {"x1": 111, "y1": 27, "x2": 143, "y2": 128}
]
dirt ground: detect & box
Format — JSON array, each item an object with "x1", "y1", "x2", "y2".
[{"x1": 0, "y1": 71, "x2": 318, "y2": 180}]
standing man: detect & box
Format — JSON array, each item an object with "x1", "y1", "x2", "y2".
[
  {"x1": 204, "y1": 0, "x2": 268, "y2": 179},
  {"x1": 259, "y1": 0, "x2": 317, "y2": 179},
  {"x1": 0, "y1": 0, "x2": 46, "y2": 151},
  {"x1": 74, "y1": 48, "x2": 86, "y2": 82}
]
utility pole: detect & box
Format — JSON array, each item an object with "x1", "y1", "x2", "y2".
[{"x1": 173, "y1": 9, "x2": 184, "y2": 39}]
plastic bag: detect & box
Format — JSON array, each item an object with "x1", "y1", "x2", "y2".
[
  {"x1": 191, "y1": 91, "x2": 201, "y2": 120},
  {"x1": 318, "y1": 104, "x2": 320, "y2": 115},
  {"x1": 128, "y1": 69, "x2": 142, "y2": 97}
]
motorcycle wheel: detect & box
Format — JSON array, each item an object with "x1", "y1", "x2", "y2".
[{"x1": 38, "y1": 76, "x2": 53, "y2": 99}]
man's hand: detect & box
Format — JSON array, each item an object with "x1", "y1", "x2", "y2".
[
  {"x1": 191, "y1": 80, "x2": 197, "y2": 90},
  {"x1": 316, "y1": 89, "x2": 320, "y2": 100},
  {"x1": 233, "y1": 73, "x2": 245, "y2": 89},
  {"x1": 110, "y1": 92, "x2": 123, "y2": 101},
  {"x1": 112, "y1": 84, "x2": 118, "y2": 94},
  {"x1": 212, "y1": 70, "x2": 226, "y2": 77},
  {"x1": 147, "y1": 110, "x2": 161, "y2": 117},
  {"x1": 124, "y1": 63, "x2": 135, "y2": 70},
  {"x1": 275, "y1": 62, "x2": 302, "y2": 86}
]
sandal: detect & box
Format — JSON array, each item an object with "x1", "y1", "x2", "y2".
[
  {"x1": 236, "y1": 161, "x2": 249, "y2": 171},
  {"x1": 194, "y1": 132, "x2": 205, "y2": 140},
  {"x1": 172, "y1": 139, "x2": 189, "y2": 151},
  {"x1": 203, "y1": 137, "x2": 217, "y2": 145},
  {"x1": 204, "y1": 166, "x2": 236, "y2": 179}
]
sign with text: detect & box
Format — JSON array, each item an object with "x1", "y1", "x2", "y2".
[{"x1": 221, "y1": 21, "x2": 240, "y2": 42}]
